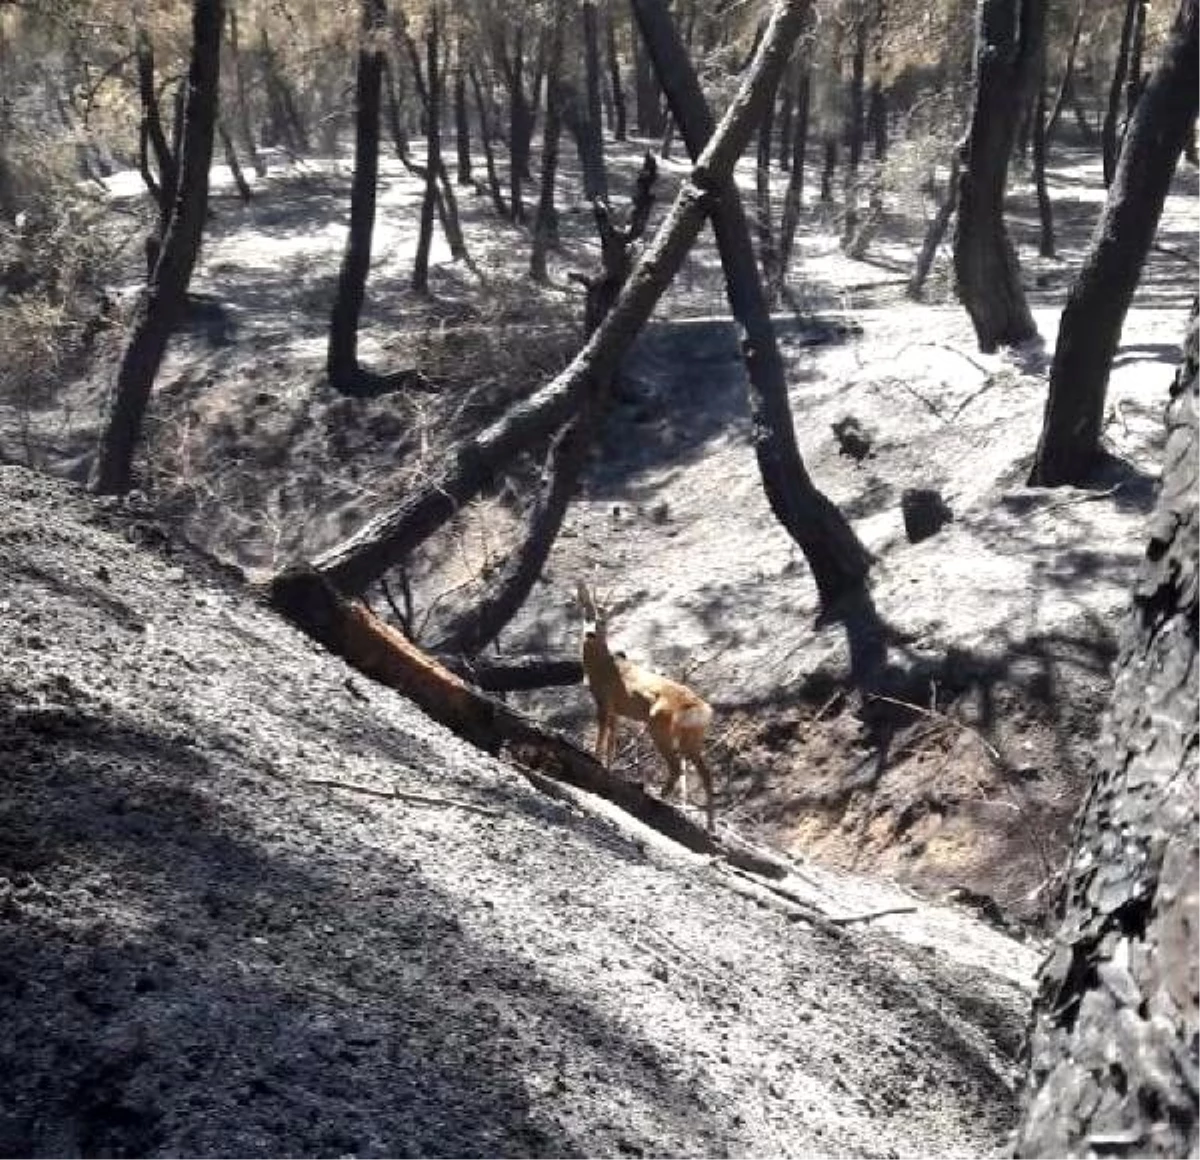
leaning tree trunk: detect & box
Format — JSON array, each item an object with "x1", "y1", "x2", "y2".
[
  {"x1": 292, "y1": 0, "x2": 818, "y2": 599},
  {"x1": 952, "y1": 0, "x2": 1041, "y2": 352},
  {"x1": 1030, "y1": 0, "x2": 1197, "y2": 487},
  {"x1": 91, "y1": 0, "x2": 223, "y2": 496},
  {"x1": 908, "y1": 152, "x2": 961, "y2": 300},
  {"x1": 469, "y1": 63, "x2": 508, "y2": 217},
  {"x1": 631, "y1": 0, "x2": 872, "y2": 610},
  {"x1": 328, "y1": 0, "x2": 387, "y2": 393},
  {"x1": 1014, "y1": 302, "x2": 1198, "y2": 1160},
  {"x1": 1102, "y1": 0, "x2": 1139, "y2": 186},
  {"x1": 773, "y1": 58, "x2": 810, "y2": 305},
  {"x1": 134, "y1": 25, "x2": 177, "y2": 278}
]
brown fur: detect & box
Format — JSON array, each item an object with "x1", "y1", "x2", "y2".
[{"x1": 576, "y1": 583, "x2": 717, "y2": 829}]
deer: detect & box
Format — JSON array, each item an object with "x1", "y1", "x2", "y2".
[{"x1": 575, "y1": 582, "x2": 717, "y2": 830}]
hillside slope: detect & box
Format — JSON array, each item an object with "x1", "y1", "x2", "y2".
[{"x1": 0, "y1": 465, "x2": 1038, "y2": 1157}]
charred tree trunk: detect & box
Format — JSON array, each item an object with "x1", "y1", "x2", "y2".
[
  {"x1": 226, "y1": 4, "x2": 263, "y2": 177},
  {"x1": 581, "y1": 0, "x2": 609, "y2": 201},
  {"x1": 259, "y1": 26, "x2": 308, "y2": 153},
  {"x1": 296, "y1": 0, "x2": 819, "y2": 598},
  {"x1": 632, "y1": 24, "x2": 666, "y2": 137},
  {"x1": 412, "y1": 8, "x2": 441, "y2": 293},
  {"x1": 530, "y1": 1, "x2": 566, "y2": 283},
  {"x1": 631, "y1": 0, "x2": 871, "y2": 610},
  {"x1": 908, "y1": 152, "x2": 961, "y2": 299},
  {"x1": 135, "y1": 26, "x2": 176, "y2": 278},
  {"x1": 820, "y1": 135, "x2": 837, "y2": 201},
  {"x1": 1119, "y1": 0, "x2": 1148, "y2": 153},
  {"x1": 470, "y1": 63, "x2": 509, "y2": 217},
  {"x1": 218, "y1": 121, "x2": 251, "y2": 201},
  {"x1": 773, "y1": 58, "x2": 810, "y2": 304},
  {"x1": 328, "y1": 0, "x2": 392, "y2": 393},
  {"x1": 91, "y1": 0, "x2": 223, "y2": 496},
  {"x1": 1014, "y1": 303, "x2": 1198, "y2": 1160},
  {"x1": 1045, "y1": 0, "x2": 1087, "y2": 144},
  {"x1": 952, "y1": 0, "x2": 1041, "y2": 352},
  {"x1": 1102, "y1": 0, "x2": 1139, "y2": 186},
  {"x1": 453, "y1": 51, "x2": 472, "y2": 185},
  {"x1": 605, "y1": 5, "x2": 628, "y2": 141},
  {"x1": 1031, "y1": 48, "x2": 1054, "y2": 258},
  {"x1": 755, "y1": 90, "x2": 779, "y2": 289},
  {"x1": 1030, "y1": 0, "x2": 1197, "y2": 486}
]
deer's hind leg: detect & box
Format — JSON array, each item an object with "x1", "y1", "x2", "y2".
[
  {"x1": 686, "y1": 745, "x2": 716, "y2": 831},
  {"x1": 648, "y1": 702, "x2": 687, "y2": 805}
]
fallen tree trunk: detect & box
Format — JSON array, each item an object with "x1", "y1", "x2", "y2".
[
  {"x1": 437, "y1": 652, "x2": 583, "y2": 691},
  {"x1": 294, "y1": 0, "x2": 814, "y2": 597},
  {"x1": 270, "y1": 567, "x2": 788, "y2": 879}
]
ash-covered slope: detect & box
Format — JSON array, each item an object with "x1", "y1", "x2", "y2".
[{"x1": 0, "y1": 465, "x2": 1030, "y2": 1158}]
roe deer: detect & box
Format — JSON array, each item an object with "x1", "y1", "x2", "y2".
[{"x1": 575, "y1": 582, "x2": 717, "y2": 829}]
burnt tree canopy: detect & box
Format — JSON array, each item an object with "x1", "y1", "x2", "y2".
[{"x1": 1014, "y1": 304, "x2": 1199, "y2": 1157}]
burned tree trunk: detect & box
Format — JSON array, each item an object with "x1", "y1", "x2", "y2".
[
  {"x1": 580, "y1": 0, "x2": 609, "y2": 201},
  {"x1": 952, "y1": 0, "x2": 1041, "y2": 352},
  {"x1": 412, "y1": 8, "x2": 441, "y2": 293},
  {"x1": 773, "y1": 58, "x2": 810, "y2": 304},
  {"x1": 909, "y1": 152, "x2": 961, "y2": 300},
  {"x1": 605, "y1": 5, "x2": 628, "y2": 141},
  {"x1": 1102, "y1": 0, "x2": 1140, "y2": 186},
  {"x1": 1014, "y1": 303, "x2": 1198, "y2": 1159},
  {"x1": 1045, "y1": 0, "x2": 1087, "y2": 144},
  {"x1": 1030, "y1": 0, "x2": 1197, "y2": 486},
  {"x1": 1031, "y1": 48, "x2": 1055, "y2": 258},
  {"x1": 226, "y1": 4, "x2": 263, "y2": 177},
  {"x1": 328, "y1": 0, "x2": 388, "y2": 392},
  {"x1": 91, "y1": 0, "x2": 223, "y2": 496},
  {"x1": 631, "y1": 0, "x2": 871, "y2": 610},
  {"x1": 529, "y1": 1, "x2": 566, "y2": 283},
  {"x1": 292, "y1": 0, "x2": 816, "y2": 598},
  {"x1": 134, "y1": 25, "x2": 177, "y2": 278},
  {"x1": 470, "y1": 63, "x2": 509, "y2": 217},
  {"x1": 453, "y1": 49, "x2": 471, "y2": 185}
]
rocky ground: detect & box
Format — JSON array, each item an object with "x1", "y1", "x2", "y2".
[{"x1": 0, "y1": 465, "x2": 1040, "y2": 1157}]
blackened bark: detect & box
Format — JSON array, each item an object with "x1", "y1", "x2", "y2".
[
  {"x1": 952, "y1": 0, "x2": 1041, "y2": 352},
  {"x1": 453, "y1": 52, "x2": 471, "y2": 185},
  {"x1": 446, "y1": 159, "x2": 657, "y2": 655},
  {"x1": 91, "y1": 0, "x2": 223, "y2": 495},
  {"x1": 1119, "y1": 0, "x2": 1148, "y2": 154},
  {"x1": 773, "y1": 59, "x2": 810, "y2": 303},
  {"x1": 1030, "y1": 0, "x2": 1197, "y2": 486},
  {"x1": 867, "y1": 80, "x2": 886, "y2": 161},
  {"x1": 632, "y1": 24, "x2": 666, "y2": 136},
  {"x1": 631, "y1": 0, "x2": 872, "y2": 609},
  {"x1": 218, "y1": 121, "x2": 251, "y2": 201},
  {"x1": 470, "y1": 63, "x2": 509, "y2": 217},
  {"x1": 908, "y1": 153, "x2": 960, "y2": 299},
  {"x1": 581, "y1": 0, "x2": 609, "y2": 201},
  {"x1": 846, "y1": 13, "x2": 867, "y2": 175},
  {"x1": 530, "y1": 1, "x2": 566, "y2": 283},
  {"x1": 1014, "y1": 303, "x2": 1198, "y2": 1159},
  {"x1": 820, "y1": 135, "x2": 836, "y2": 201},
  {"x1": 776, "y1": 73, "x2": 795, "y2": 171},
  {"x1": 382, "y1": 55, "x2": 413, "y2": 166},
  {"x1": 755, "y1": 92, "x2": 778, "y2": 288},
  {"x1": 1102, "y1": 0, "x2": 1139, "y2": 186},
  {"x1": 226, "y1": 4, "x2": 263, "y2": 177},
  {"x1": 135, "y1": 25, "x2": 176, "y2": 278},
  {"x1": 328, "y1": 0, "x2": 388, "y2": 392},
  {"x1": 412, "y1": 8, "x2": 441, "y2": 293},
  {"x1": 605, "y1": 5, "x2": 627, "y2": 140},
  {"x1": 260, "y1": 26, "x2": 308, "y2": 153},
  {"x1": 298, "y1": 0, "x2": 814, "y2": 597},
  {"x1": 1031, "y1": 50, "x2": 1054, "y2": 258},
  {"x1": 1045, "y1": 0, "x2": 1086, "y2": 144}
]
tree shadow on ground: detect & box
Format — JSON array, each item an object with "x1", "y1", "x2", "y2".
[{"x1": 0, "y1": 703, "x2": 726, "y2": 1158}]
